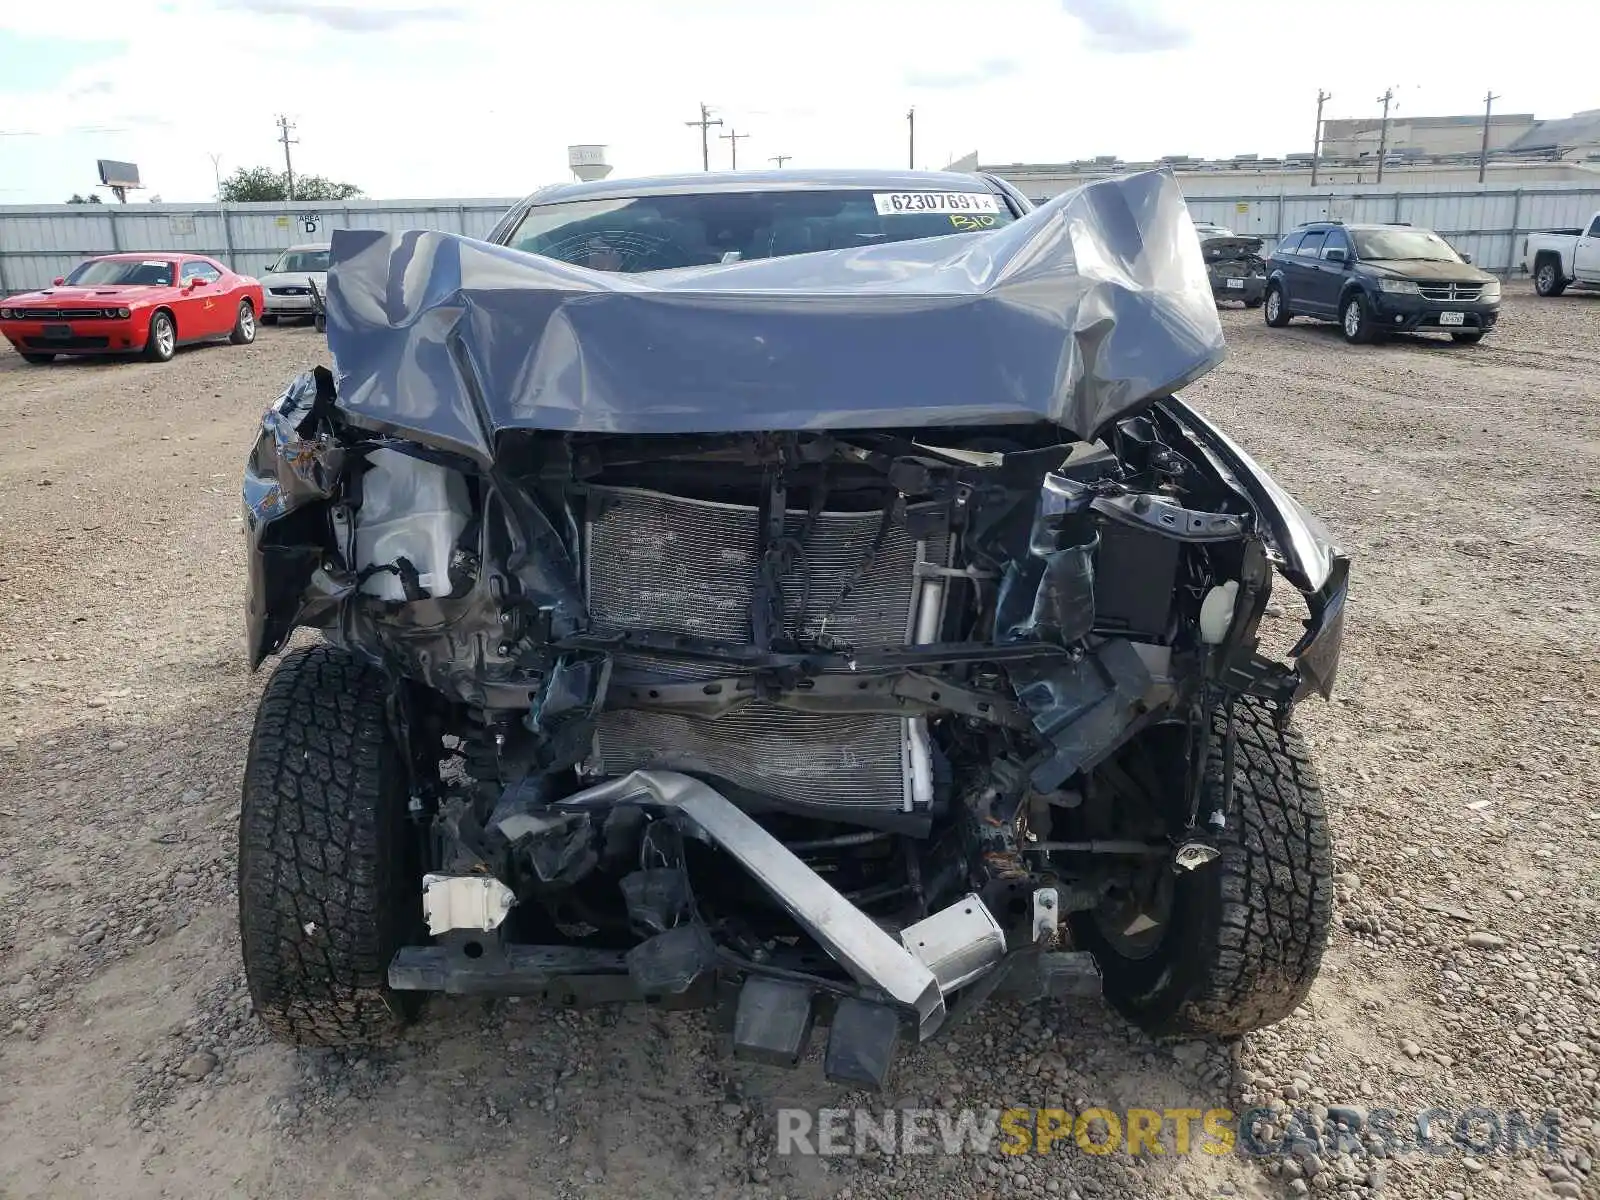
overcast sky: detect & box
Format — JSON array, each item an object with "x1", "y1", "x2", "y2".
[{"x1": 1, "y1": 0, "x2": 1595, "y2": 204}]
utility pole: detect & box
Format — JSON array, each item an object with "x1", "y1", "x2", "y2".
[
  {"x1": 719, "y1": 127, "x2": 749, "y2": 170},
  {"x1": 1479, "y1": 90, "x2": 1501, "y2": 184},
  {"x1": 769, "y1": 154, "x2": 791, "y2": 168},
  {"x1": 1310, "y1": 90, "x2": 1331, "y2": 187},
  {"x1": 1374, "y1": 88, "x2": 1394, "y2": 183},
  {"x1": 907, "y1": 106, "x2": 915, "y2": 169},
  {"x1": 207, "y1": 152, "x2": 223, "y2": 200},
  {"x1": 684, "y1": 102, "x2": 723, "y2": 172},
  {"x1": 275, "y1": 114, "x2": 299, "y2": 201}
]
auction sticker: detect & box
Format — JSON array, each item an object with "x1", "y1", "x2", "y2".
[{"x1": 874, "y1": 192, "x2": 999, "y2": 215}]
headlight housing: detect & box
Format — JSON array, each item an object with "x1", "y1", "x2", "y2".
[
  {"x1": 1378, "y1": 279, "x2": 1420, "y2": 295},
  {"x1": 116, "y1": 307, "x2": 131, "y2": 318},
  {"x1": 1480, "y1": 280, "x2": 1501, "y2": 302},
  {"x1": 0, "y1": 308, "x2": 12, "y2": 319}
]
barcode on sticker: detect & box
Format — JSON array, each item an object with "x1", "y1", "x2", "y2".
[{"x1": 873, "y1": 192, "x2": 1000, "y2": 216}]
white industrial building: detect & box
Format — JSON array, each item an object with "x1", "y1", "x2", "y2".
[{"x1": 950, "y1": 108, "x2": 1600, "y2": 202}]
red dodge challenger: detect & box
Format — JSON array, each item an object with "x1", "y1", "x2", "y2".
[{"x1": 0, "y1": 253, "x2": 265, "y2": 364}]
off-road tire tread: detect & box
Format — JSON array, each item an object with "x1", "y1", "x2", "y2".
[
  {"x1": 238, "y1": 645, "x2": 414, "y2": 1047},
  {"x1": 1079, "y1": 695, "x2": 1335, "y2": 1039},
  {"x1": 1169, "y1": 697, "x2": 1335, "y2": 1035}
]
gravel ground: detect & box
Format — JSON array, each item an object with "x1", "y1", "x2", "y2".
[{"x1": 0, "y1": 290, "x2": 1596, "y2": 1200}]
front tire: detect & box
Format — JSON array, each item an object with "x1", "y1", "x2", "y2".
[
  {"x1": 1340, "y1": 293, "x2": 1377, "y2": 344},
  {"x1": 261, "y1": 312, "x2": 279, "y2": 326},
  {"x1": 230, "y1": 299, "x2": 256, "y2": 345},
  {"x1": 238, "y1": 646, "x2": 423, "y2": 1048},
  {"x1": 1534, "y1": 258, "x2": 1567, "y2": 297},
  {"x1": 1451, "y1": 331, "x2": 1485, "y2": 345},
  {"x1": 1071, "y1": 697, "x2": 1334, "y2": 1039},
  {"x1": 1263, "y1": 285, "x2": 1291, "y2": 327},
  {"x1": 144, "y1": 310, "x2": 176, "y2": 362}
]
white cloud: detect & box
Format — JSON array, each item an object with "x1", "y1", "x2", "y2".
[
  {"x1": 1, "y1": 0, "x2": 1596, "y2": 203},
  {"x1": 214, "y1": 0, "x2": 466, "y2": 32},
  {"x1": 1058, "y1": 0, "x2": 1190, "y2": 53}
]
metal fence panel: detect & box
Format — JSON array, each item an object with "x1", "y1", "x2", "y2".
[
  {"x1": 0, "y1": 199, "x2": 519, "y2": 293},
  {"x1": 4, "y1": 185, "x2": 1600, "y2": 293},
  {"x1": 1180, "y1": 184, "x2": 1600, "y2": 271}
]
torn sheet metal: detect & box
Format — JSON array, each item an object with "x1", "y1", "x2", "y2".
[
  {"x1": 553, "y1": 769, "x2": 948, "y2": 1038},
  {"x1": 243, "y1": 367, "x2": 355, "y2": 659},
  {"x1": 322, "y1": 170, "x2": 1224, "y2": 461}
]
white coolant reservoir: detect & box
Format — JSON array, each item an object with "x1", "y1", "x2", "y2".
[
  {"x1": 1199, "y1": 580, "x2": 1240, "y2": 645},
  {"x1": 354, "y1": 448, "x2": 470, "y2": 601}
]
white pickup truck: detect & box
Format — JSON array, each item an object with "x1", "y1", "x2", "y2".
[{"x1": 1521, "y1": 211, "x2": 1600, "y2": 296}]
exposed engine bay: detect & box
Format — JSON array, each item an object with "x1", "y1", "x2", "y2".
[
  {"x1": 244, "y1": 369, "x2": 1345, "y2": 1084},
  {"x1": 1199, "y1": 231, "x2": 1269, "y2": 305},
  {"x1": 239, "y1": 171, "x2": 1345, "y2": 1085}
]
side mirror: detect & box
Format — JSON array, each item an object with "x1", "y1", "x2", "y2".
[
  {"x1": 1324, "y1": 248, "x2": 1348, "y2": 264},
  {"x1": 1461, "y1": 252, "x2": 1473, "y2": 264},
  {"x1": 52, "y1": 277, "x2": 65, "y2": 286}
]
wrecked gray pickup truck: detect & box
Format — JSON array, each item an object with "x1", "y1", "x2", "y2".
[{"x1": 239, "y1": 168, "x2": 1345, "y2": 1087}]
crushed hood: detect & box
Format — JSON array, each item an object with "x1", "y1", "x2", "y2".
[
  {"x1": 322, "y1": 169, "x2": 1226, "y2": 464},
  {"x1": 1200, "y1": 235, "x2": 1264, "y2": 262}
]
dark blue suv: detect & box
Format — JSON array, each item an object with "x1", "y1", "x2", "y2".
[{"x1": 1263, "y1": 221, "x2": 1501, "y2": 344}]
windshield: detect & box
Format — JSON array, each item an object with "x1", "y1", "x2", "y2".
[
  {"x1": 1351, "y1": 228, "x2": 1461, "y2": 263},
  {"x1": 64, "y1": 258, "x2": 174, "y2": 286},
  {"x1": 268, "y1": 249, "x2": 330, "y2": 273},
  {"x1": 506, "y1": 188, "x2": 1016, "y2": 272}
]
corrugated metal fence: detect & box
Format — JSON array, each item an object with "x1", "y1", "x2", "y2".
[
  {"x1": 3, "y1": 184, "x2": 1598, "y2": 293},
  {"x1": 1172, "y1": 182, "x2": 1600, "y2": 276},
  {"x1": 0, "y1": 198, "x2": 517, "y2": 294}
]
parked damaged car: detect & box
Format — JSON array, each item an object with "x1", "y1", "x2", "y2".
[
  {"x1": 1196, "y1": 223, "x2": 1267, "y2": 307},
  {"x1": 239, "y1": 169, "x2": 1345, "y2": 1088}
]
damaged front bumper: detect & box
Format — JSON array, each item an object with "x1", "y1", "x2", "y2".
[
  {"x1": 390, "y1": 770, "x2": 1097, "y2": 1087},
  {"x1": 1209, "y1": 273, "x2": 1266, "y2": 304}
]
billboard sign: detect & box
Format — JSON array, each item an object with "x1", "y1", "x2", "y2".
[{"x1": 97, "y1": 159, "x2": 142, "y2": 188}]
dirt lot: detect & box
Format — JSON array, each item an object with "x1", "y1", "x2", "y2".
[{"x1": 1, "y1": 291, "x2": 1597, "y2": 1200}]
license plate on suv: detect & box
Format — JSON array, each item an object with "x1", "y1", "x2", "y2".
[
  {"x1": 1439, "y1": 311, "x2": 1465, "y2": 326},
  {"x1": 1225, "y1": 278, "x2": 1244, "y2": 290}
]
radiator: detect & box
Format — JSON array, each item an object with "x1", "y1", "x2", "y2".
[{"x1": 581, "y1": 485, "x2": 935, "y2": 815}]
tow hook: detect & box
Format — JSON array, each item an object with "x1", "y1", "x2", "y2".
[{"x1": 1173, "y1": 842, "x2": 1221, "y2": 872}]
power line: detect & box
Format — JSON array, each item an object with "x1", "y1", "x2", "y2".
[
  {"x1": 1310, "y1": 90, "x2": 1331, "y2": 187},
  {"x1": 276, "y1": 114, "x2": 299, "y2": 201},
  {"x1": 719, "y1": 127, "x2": 749, "y2": 170},
  {"x1": 769, "y1": 154, "x2": 791, "y2": 168},
  {"x1": 684, "y1": 102, "x2": 723, "y2": 172},
  {"x1": 1479, "y1": 90, "x2": 1501, "y2": 184},
  {"x1": 907, "y1": 107, "x2": 915, "y2": 169}
]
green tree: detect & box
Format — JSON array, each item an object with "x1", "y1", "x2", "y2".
[
  {"x1": 66, "y1": 193, "x2": 104, "y2": 204},
  {"x1": 218, "y1": 166, "x2": 363, "y2": 202}
]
